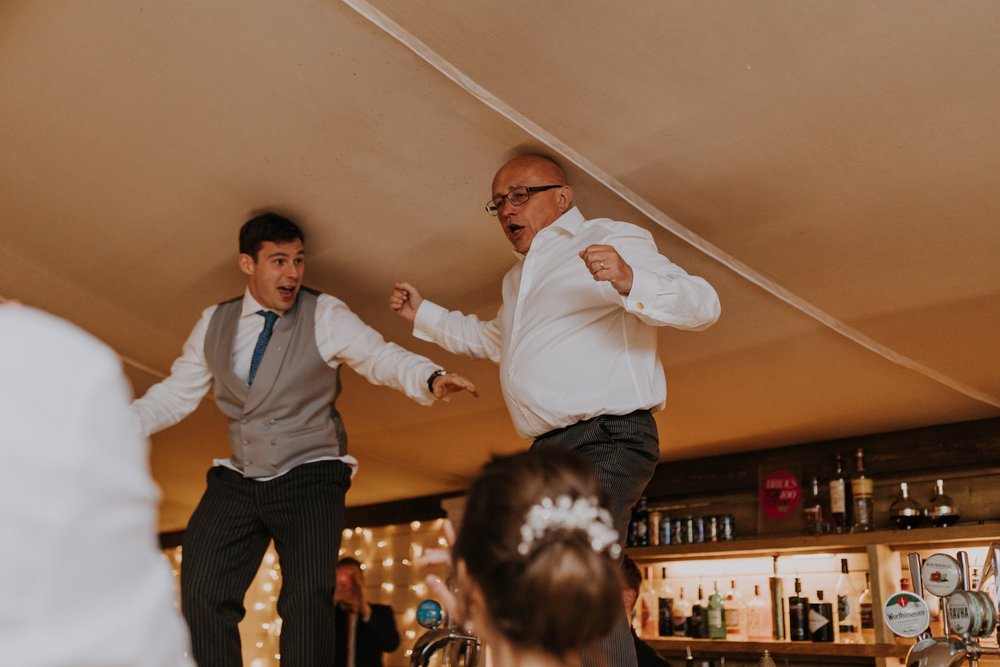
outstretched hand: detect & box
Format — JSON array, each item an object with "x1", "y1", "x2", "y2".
[
  {"x1": 579, "y1": 244, "x2": 633, "y2": 295},
  {"x1": 431, "y1": 373, "x2": 479, "y2": 400},
  {"x1": 389, "y1": 282, "x2": 423, "y2": 322}
]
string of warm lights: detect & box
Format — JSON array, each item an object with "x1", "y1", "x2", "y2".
[{"x1": 163, "y1": 519, "x2": 450, "y2": 666}]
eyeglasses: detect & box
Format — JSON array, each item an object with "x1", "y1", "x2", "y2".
[{"x1": 485, "y1": 184, "x2": 564, "y2": 216}]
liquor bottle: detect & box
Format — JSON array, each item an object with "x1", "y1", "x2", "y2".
[
  {"x1": 809, "y1": 590, "x2": 835, "y2": 642},
  {"x1": 828, "y1": 453, "x2": 851, "y2": 533},
  {"x1": 758, "y1": 650, "x2": 777, "y2": 667},
  {"x1": 673, "y1": 588, "x2": 692, "y2": 636},
  {"x1": 745, "y1": 584, "x2": 771, "y2": 640},
  {"x1": 638, "y1": 566, "x2": 658, "y2": 638},
  {"x1": 688, "y1": 584, "x2": 707, "y2": 638},
  {"x1": 657, "y1": 566, "x2": 674, "y2": 637},
  {"x1": 649, "y1": 509, "x2": 662, "y2": 546},
  {"x1": 788, "y1": 577, "x2": 810, "y2": 641},
  {"x1": 724, "y1": 579, "x2": 746, "y2": 640},
  {"x1": 769, "y1": 556, "x2": 786, "y2": 640},
  {"x1": 685, "y1": 646, "x2": 695, "y2": 667},
  {"x1": 926, "y1": 479, "x2": 961, "y2": 527},
  {"x1": 803, "y1": 476, "x2": 826, "y2": 535},
  {"x1": 850, "y1": 448, "x2": 874, "y2": 532},
  {"x1": 707, "y1": 581, "x2": 727, "y2": 639},
  {"x1": 889, "y1": 482, "x2": 924, "y2": 529},
  {"x1": 835, "y1": 558, "x2": 862, "y2": 642},
  {"x1": 859, "y1": 572, "x2": 874, "y2": 643}
]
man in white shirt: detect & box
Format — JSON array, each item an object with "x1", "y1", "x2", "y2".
[
  {"x1": 132, "y1": 212, "x2": 478, "y2": 667},
  {"x1": 389, "y1": 154, "x2": 720, "y2": 667},
  {"x1": 0, "y1": 304, "x2": 194, "y2": 667}
]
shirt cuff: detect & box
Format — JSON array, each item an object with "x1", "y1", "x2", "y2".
[
  {"x1": 413, "y1": 300, "x2": 447, "y2": 343},
  {"x1": 623, "y1": 265, "x2": 657, "y2": 314}
]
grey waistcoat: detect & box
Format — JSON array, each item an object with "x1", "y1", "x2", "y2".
[{"x1": 203, "y1": 288, "x2": 347, "y2": 478}]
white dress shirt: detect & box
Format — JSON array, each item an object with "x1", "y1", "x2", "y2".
[
  {"x1": 414, "y1": 207, "x2": 720, "y2": 438},
  {"x1": 132, "y1": 289, "x2": 441, "y2": 477},
  {"x1": 0, "y1": 305, "x2": 194, "y2": 667}
]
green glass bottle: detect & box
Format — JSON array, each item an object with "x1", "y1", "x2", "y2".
[{"x1": 707, "y1": 580, "x2": 727, "y2": 639}]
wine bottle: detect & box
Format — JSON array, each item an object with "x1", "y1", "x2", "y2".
[
  {"x1": 926, "y1": 479, "x2": 961, "y2": 527},
  {"x1": 788, "y1": 577, "x2": 810, "y2": 641},
  {"x1": 803, "y1": 476, "x2": 826, "y2": 535},
  {"x1": 850, "y1": 448, "x2": 874, "y2": 532},
  {"x1": 657, "y1": 566, "x2": 674, "y2": 637},
  {"x1": 769, "y1": 556, "x2": 786, "y2": 640},
  {"x1": 829, "y1": 453, "x2": 850, "y2": 533},
  {"x1": 688, "y1": 585, "x2": 706, "y2": 638}
]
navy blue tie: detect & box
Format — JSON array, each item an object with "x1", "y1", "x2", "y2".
[{"x1": 248, "y1": 310, "x2": 278, "y2": 386}]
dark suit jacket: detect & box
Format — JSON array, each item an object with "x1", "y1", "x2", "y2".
[
  {"x1": 631, "y1": 628, "x2": 672, "y2": 667},
  {"x1": 334, "y1": 603, "x2": 401, "y2": 667}
]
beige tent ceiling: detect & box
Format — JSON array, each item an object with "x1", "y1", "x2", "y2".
[{"x1": 2, "y1": 1, "x2": 998, "y2": 533}]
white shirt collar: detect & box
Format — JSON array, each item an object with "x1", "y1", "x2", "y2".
[
  {"x1": 240, "y1": 288, "x2": 279, "y2": 318},
  {"x1": 512, "y1": 206, "x2": 587, "y2": 261}
]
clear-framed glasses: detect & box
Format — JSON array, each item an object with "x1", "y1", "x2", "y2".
[{"x1": 485, "y1": 184, "x2": 564, "y2": 216}]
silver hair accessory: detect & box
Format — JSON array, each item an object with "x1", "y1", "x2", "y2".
[{"x1": 517, "y1": 495, "x2": 621, "y2": 558}]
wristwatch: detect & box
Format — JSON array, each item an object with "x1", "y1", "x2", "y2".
[{"x1": 427, "y1": 369, "x2": 447, "y2": 393}]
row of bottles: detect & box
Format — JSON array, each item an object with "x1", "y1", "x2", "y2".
[
  {"x1": 633, "y1": 559, "x2": 876, "y2": 644},
  {"x1": 802, "y1": 448, "x2": 961, "y2": 535}
]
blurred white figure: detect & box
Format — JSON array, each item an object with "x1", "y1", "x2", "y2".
[{"x1": 0, "y1": 305, "x2": 193, "y2": 667}]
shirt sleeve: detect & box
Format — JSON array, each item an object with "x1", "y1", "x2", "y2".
[
  {"x1": 129, "y1": 306, "x2": 216, "y2": 436},
  {"x1": 413, "y1": 299, "x2": 503, "y2": 364},
  {"x1": 610, "y1": 224, "x2": 721, "y2": 330},
  {"x1": 314, "y1": 294, "x2": 439, "y2": 406}
]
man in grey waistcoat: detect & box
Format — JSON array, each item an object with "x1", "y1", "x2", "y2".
[{"x1": 131, "y1": 212, "x2": 478, "y2": 667}]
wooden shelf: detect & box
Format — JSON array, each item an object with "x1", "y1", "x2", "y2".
[
  {"x1": 626, "y1": 522, "x2": 1000, "y2": 562},
  {"x1": 645, "y1": 637, "x2": 910, "y2": 659}
]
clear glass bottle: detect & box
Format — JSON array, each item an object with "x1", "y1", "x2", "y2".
[
  {"x1": 768, "y1": 556, "x2": 786, "y2": 640},
  {"x1": 745, "y1": 584, "x2": 771, "y2": 640},
  {"x1": 859, "y1": 572, "x2": 874, "y2": 643},
  {"x1": 638, "y1": 566, "x2": 658, "y2": 638},
  {"x1": 804, "y1": 476, "x2": 826, "y2": 535},
  {"x1": 828, "y1": 453, "x2": 850, "y2": 533},
  {"x1": 672, "y1": 587, "x2": 692, "y2": 636},
  {"x1": 925, "y1": 479, "x2": 961, "y2": 527},
  {"x1": 758, "y1": 650, "x2": 777, "y2": 667},
  {"x1": 835, "y1": 558, "x2": 862, "y2": 642},
  {"x1": 725, "y1": 579, "x2": 746, "y2": 640},
  {"x1": 889, "y1": 482, "x2": 924, "y2": 529},
  {"x1": 850, "y1": 448, "x2": 874, "y2": 532},
  {"x1": 707, "y1": 581, "x2": 727, "y2": 639}
]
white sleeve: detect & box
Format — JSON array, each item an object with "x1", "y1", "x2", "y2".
[
  {"x1": 413, "y1": 299, "x2": 503, "y2": 364},
  {"x1": 314, "y1": 294, "x2": 439, "y2": 406},
  {"x1": 129, "y1": 306, "x2": 216, "y2": 436},
  {"x1": 612, "y1": 225, "x2": 721, "y2": 330}
]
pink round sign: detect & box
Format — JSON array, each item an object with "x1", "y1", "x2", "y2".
[{"x1": 760, "y1": 470, "x2": 801, "y2": 520}]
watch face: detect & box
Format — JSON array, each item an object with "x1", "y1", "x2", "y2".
[
  {"x1": 922, "y1": 553, "x2": 961, "y2": 597},
  {"x1": 883, "y1": 591, "x2": 931, "y2": 638}
]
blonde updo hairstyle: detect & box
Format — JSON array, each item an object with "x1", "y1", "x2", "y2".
[{"x1": 453, "y1": 449, "x2": 622, "y2": 658}]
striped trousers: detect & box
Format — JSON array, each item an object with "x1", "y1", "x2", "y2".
[
  {"x1": 532, "y1": 410, "x2": 660, "y2": 667},
  {"x1": 181, "y1": 460, "x2": 352, "y2": 667}
]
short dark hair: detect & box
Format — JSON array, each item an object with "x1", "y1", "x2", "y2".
[
  {"x1": 336, "y1": 557, "x2": 363, "y2": 571},
  {"x1": 239, "y1": 212, "x2": 304, "y2": 260},
  {"x1": 622, "y1": 555, "x2": 642, "y2": 594}
]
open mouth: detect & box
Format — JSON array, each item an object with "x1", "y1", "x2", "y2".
[
  {"x1": 277, "y1": 285, "x2": 297, "y2": 299},
  {"x1": 507, "y1": 224, "x2": 524, "y2": 236}
]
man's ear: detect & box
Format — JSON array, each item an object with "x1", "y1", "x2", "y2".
[
  {"x1": 557, "y1": 185, "x2": 574, "y2": 213},
  {"x1": 238, "y1": 253, "x2": 256, "y2": 277}
]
